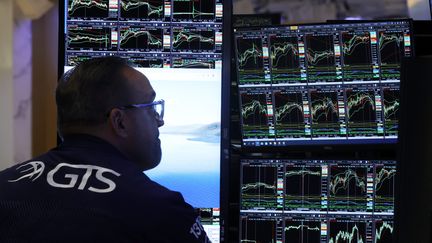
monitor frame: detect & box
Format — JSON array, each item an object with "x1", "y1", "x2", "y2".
[
  {"x1": 237, "y1": 156, "x2": 397, "y2": 243},
  {"x1": 233, "y1": 19, "x2": 414, "y2": 153}
]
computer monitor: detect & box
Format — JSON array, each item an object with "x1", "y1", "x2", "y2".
[
  {"x1": 240, "y1": 158, "x2": 396, "y2": 242},
  {"x1": 59, "y1": 1, "x2": 231, "y2": 241},
  {"x1": 234, "y1": 20, "x2": 414, "y2": 148}
]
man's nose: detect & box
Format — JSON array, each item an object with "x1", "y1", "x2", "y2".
[{"x1": 157, "y1": 119, "x2": 164, "y2": 127}]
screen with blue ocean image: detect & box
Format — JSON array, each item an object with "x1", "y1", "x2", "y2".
[{"x1": 144, "y1": 68, "x2": 221, "y2": 209}]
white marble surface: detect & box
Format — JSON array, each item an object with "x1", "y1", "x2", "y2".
[
  {"x1": 13, "y1": 19, "x2": 32, "y2": 163},
  {"x1": 0, "y1": 0, "x2": 15, "y2": 169}
]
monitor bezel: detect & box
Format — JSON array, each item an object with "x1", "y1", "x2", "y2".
[{"x1": 233, "y1": 18, "x2": 414, "y2": 152}]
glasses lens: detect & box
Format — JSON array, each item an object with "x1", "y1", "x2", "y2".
[{"x1": 154, "y1": 102, "x2": 164, "y2": 120}]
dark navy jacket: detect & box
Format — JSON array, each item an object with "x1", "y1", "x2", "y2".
[{"x1": 0, "y1": 134, "x2": 210, "y2": 243}]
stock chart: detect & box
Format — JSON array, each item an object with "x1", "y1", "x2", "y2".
[
  {"x1": 310, "y1": 89, "x2": 342, "y2": 138},
  {"x1": 241, "y1": 161, "x2": 283, "y2": 210},
  {"x1": 328, "y1": 164, "x2": 370, "y2": 212},
  {"x1": 284, "y1": 163, "x2": 322, "y2": 211},
  {"x1": 119, "y1": 27, "x2": 164, "y2": 50},
  {"x1": 240, "y1": 90, "x2": 272, "y2": 139},
  {"x1": 328, "y1": 220, "x2": 367, "y2": 243},
  {"x1": 67, "y1": 26, "x2": 115, "y2": 50},
  {"x1": 65, "y1": 0, "x2": 223, "y2": 69},
  {"x1": 341, "y1": 31, "x2": 375, "y2": 81},
  {"x1": 128, "y1": 57, "x2": 164, "y2": 68},
  {"x1": 239, "y1": 159, "x2": 396, "y2": 242},
  {"x1": 172, "y1": 0, "x2": 215, "y2": 21},
  {"x1": 375, "y1": 220, "x2": 394, "y2": 242},
  {"x1": 270, "y1": 35, "x2": 301, "y2": 84},
  {"x1": 240, "y1": 216, "x2": 281, "y2": 243},
  {"x1": 374, "y1": 163, "x2": 396, "y2": 213},
  {"x1": 273, "y1": 89, "x2": 306, "y2": 138},
  {"x1": 305, "y1": 34, "x2": 337, "y2": 82},
  {"x1": 346, "y1": 89, "x2": 380, "y2": 137},
  {"x1": 236, "y1": 37, "x2": 266, "y2": 85},
  {"x1": 379, "y1": 31, "x2": 406, "y2": 80},
  {"x1": 235, "y1": 20, "x2": 413, "y2": 146},
  {"x1": 284, "y1": 219, "x2": 322, "y2": 242},
  {"x1": 234, "y1": 20, "x2": 409, "y2": 243},
  {"x1": 172, "y1": 28, "x2": 215, "y2": 51},
  {"x1": 382, "y1": 87, "x2": 400, "y2": 137},
  {"x1": 172, "y1": 57, "x2": 215, "y2": 69},
  {"x1": 68, "y1": 0, "x2": 110, "y2": 19},
  {"x1": 120, "y1": 0, "x2": 164, "y2": 20}
]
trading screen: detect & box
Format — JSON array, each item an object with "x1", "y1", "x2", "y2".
[
  {"x1": 240, "y1": 159, "x2": 395, "y2": 243},
  {"x1": 63, "y1": 1, "x2": 225, "y2": 241},
  {"x1": 234, "y1": 20, "x2": 412, "y2": 146}
]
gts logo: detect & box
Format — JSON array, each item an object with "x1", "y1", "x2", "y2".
[{"x1": 8, "y1": 161, "x2": 121, "y2": 193}]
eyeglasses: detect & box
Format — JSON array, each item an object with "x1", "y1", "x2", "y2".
[{"x1": 117, "y1": 99, "x2": 164, "y2": 122}]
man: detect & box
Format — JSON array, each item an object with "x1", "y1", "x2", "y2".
[{"x1": 0, "y1": 57, "x2": 210, "y2": 242}]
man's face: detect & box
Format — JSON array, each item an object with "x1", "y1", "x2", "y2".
[{"x1": 122, "y1": 67, "x2": 164, "y2": 170}]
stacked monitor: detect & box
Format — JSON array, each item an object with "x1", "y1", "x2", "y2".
[
  {"x1": 234, "y1": 20, "x2": 413, "y2": 243},
  {"x1": 234, "y1": 20, "x2": 413, "y2": 147},
  {"x1": 60, "y1": 1, "x2": 231, "y2": 242},
  {"x1": 240, "y1": 158, "x2": 395, "y2": 242}
]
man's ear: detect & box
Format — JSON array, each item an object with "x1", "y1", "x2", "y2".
[{"x1": 108, "y1": 108, "x2": 128, "y2": 138}]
